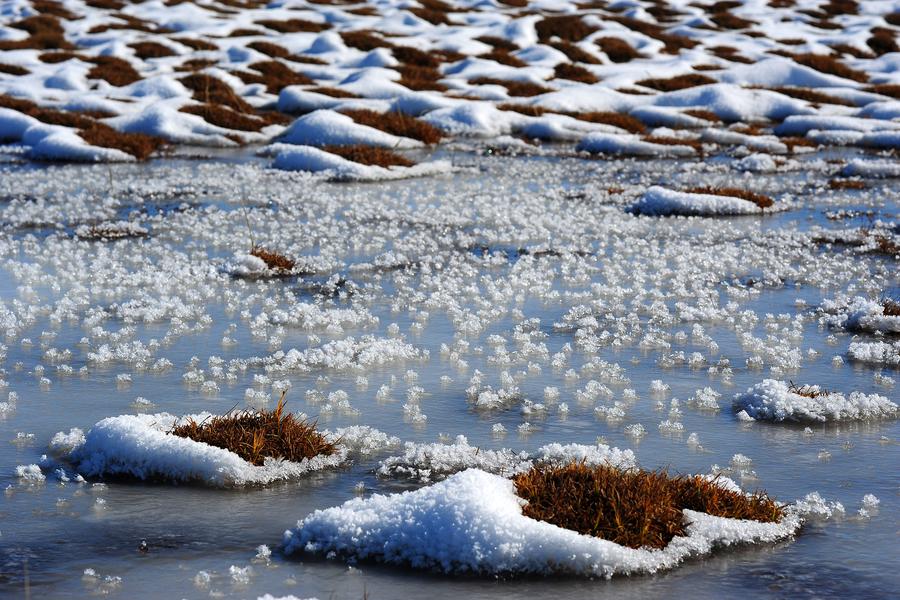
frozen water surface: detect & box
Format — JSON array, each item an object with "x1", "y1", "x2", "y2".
[{"x1": 0, "y1": 148, "x2": 898, "y2": 598}]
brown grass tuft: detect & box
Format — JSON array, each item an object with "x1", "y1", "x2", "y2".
[
  {"x1": 570, "y1": 111, "x2": 646, "y2": 134},
  {"x1": 684, "y1": 186, "x2": 773, "y2": 208},
  {"x1": 87, "y1": 56, "x2": 142, "y2": 87},
  {"x1": 255, "y1": 18, "x2": 330, "y2": 33},
  {"x1": 536, "y1": 15, "x2": 598, "y2": 42},
  {"x1": 596, "y1": 37, "x2": 642, "y2": 63},
  {"x1": 179, "y1": 74, "x2": 254, "y2": 113},
  {"x1": 828, "y1": 178, "x2": 865, "y2": 190},
  {"x1": 250, "y1": 247, "x2": 296, "y2": 271},
  {"x1": 548, "y1": 41, "x2": 601, "y2": 65},
  {"x1": 0, "y1": 64, "x2": 29, "y2": 75},
  {"x1": 78, "y1": 123, "x2": 167, "y2": 160},
  {"x1": 397, "y1": 64, "x2": 447, "y2": 91},
  {"x1": 340, "y1": 109, "x2": 442, "y2": 144},
  {"x1": 38, "y1": 51, "x2": 81, "y2": 63},
  {"x1": 882, "y1": 299, "x2": 900, "y2": 317},
  {"x1": 684, "y1": 109, "x2": 722, "y2": 122},
  {"x1": 476, "y1": 35, "x2": 519, "y2": 52},
  {"x1": 321, "y1": 145, "x2": 415, "y2": 167},
  {"x1": 765, "y1": 86, "x2": 856, "y2": 107},
  {"x1": 477, "y1": 48, "x2": 526, "y2": 68},
  {"x1": 341, "y1": 30, "x2": 394, "y2": 51},
  {"x1": 867, "y1": 28, "x2": 899, "y2": 56},
  {"x1": 1, "y1": 15, "x2": 72, "y2": 50},
  {"x1": 514, "y1": 463, "x2": 783, "y2": 550},
  {"x1": 865, "y1": 84, "x2": 900, "y2": 99},
  {"x1": 234, "y1": 60, "x2": 313, "y2": 93},
  {"x1": 709, "y1": 11, "x2": 756, "y2": 29},
  {"x1": 180, "y1": 104, "x2": 266, "y2": 132},
  {"x1": 788, "y1": 381, "x2": 828, "y2": 397},
  {"x1": 637, "y1": 73, "x2": 716, "y2": 92},
  {"x1": 393, "y1": 46, "x2": 440, "y2": 68},
  {"x1": 609, "y1": 16, "x2": 698, "y2": 54},
  {"x1": 789, "y1": 53, "x2": 868, "y2": 83},
  {"x1": 308, "y1": 87, "x2": 360, "y2": 98},
  {"x1": 553, "y1": 63, "x2": 599, "y2": 84},
  {"x1": 246, "y1": 41, "x2": 289, "y2": 58},
  {"x1": 497, "y1": 103, "x2": 547, "y2": 117},
  {"x1": 469, "y1": 77, "x2": 551, "y2": 97},
  {"x1": 172, "y1": 37, "x2": 218, "y2": 51},
  {"x1": 170, "y1": 393, "x2": 335, "y2": 466},
  {"x1": 129, "y1": 41, "x2": 177, "y2": 59}
]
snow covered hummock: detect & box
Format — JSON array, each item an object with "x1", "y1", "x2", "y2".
[
  {"x1": 733, "y1": 379, "x2": 898, "y2": 424},
  {"x1": 820, "y1": 296, "x2": 900, "y2": 334},
  {"x1": 631, "y1": 187, "x2": 775, "y2": 217},
  {"x1": 51, "y1": 413, "x2": 347, "y2": 487},
  {"x1": 284, "y1": 469, "x2": 801, "y2": 577}
]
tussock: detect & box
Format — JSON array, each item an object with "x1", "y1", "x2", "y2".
[
  {"x1": 340, "y1": 109, "x2": 442, "y2": 144},
  {"x1": 570, "y1": 111, "x2": 646, "y2": 133},
  {"x1": 87, "y1": 56, "x2": 142, "y2": 87},
  {"x1": 553, "y1": 63, "x2": 599, "y2": 84},
  {"x1": 321, "y1": 145, "x2": 415, "y2": 168},
  {"x1": 596, "y1": 37, "x2": 642, "y2": 63},
  {"x1": 535, "y1": 16, "x2": 598, "y2": 42},
  {"x1": 683, "y1": 186, "x2": 774, "y2": 208},
  {"x1": 129, "y1": 41, "x2": 177, "y2": 59},
  {"x1": 180, "y1": 104, "x2": 266, "y2": 132},
  {"x1": 255, "y1": 18, "x2": 329, "y2": 33},
  {"x1": 78, "y1": 123, "x2": 167, "y2": 160},
  {"x1": 170, "y1": 393, "x2": 335, "y2": 466},
  {"x1": 250, "y1": 246, "x2": 296, "y2": 272},
  {"x1": 179, "y1": 73, "x2": 254, "y2": 113},
  {"x1": 514, "y1": 462, "x2": 783, "y2": 550},
  {"x1": 637, "y1": 73, "x2": 716, "y2": 92},
  {"x1": 469, "y1": 77, "x2": 551, "y2": 97},
  {"x1": 789, "y1": 53, "x2": 868, "y2": 82}
]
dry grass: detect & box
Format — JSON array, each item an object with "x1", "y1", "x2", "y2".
[
  {"x1": 38, "y1": 51, "x2": 81, "y2": 63},
  {"x1": 308, "y1": 87, "x2": 360, "y2": 98},
  {"x1": 180, "y1": 104, "x2": 266, "y2": 132},
  {"x1": 170, "y1": 393, "x2": 335, "y2": 466},
  {"x1": 0, "y1": 63, "x2": 29, "y2": 75},
  {"x1": 871, "y1": 235, "x2": 900, "y2": 257},
  {"x1": 645, "y1": 135, "x2": 703, "y2": 153},
  {"x1": 234, "y1": 60, "x2": 313, "y2": 93},
  {"x1": 684, "y1": 186, "x2": 774, "y2": 208},
  {"x1": 476, "y1": 35, "x2": 519, "y2": 52},
  {"x1": 88, "y1": 56, "x2": 142, "y2": 87},
  {"x1": 179, "y1": 74, "x2": 254, "y2": 113},
  {"x1": 596, "y1": 37, "x2": 642, "y2": 63},
  {"x1": 867, "y1": 28, "x2": 899, "y2": 56},
  {"x1": 78, "y1": 123, "x2": 167, "y2": 160},
  {"x1": 637, "y1": 73, "x2": 716, "y2": 92},
  {"x1": 709, "y1": 11, "x2": 756, "y2": 29},
  {"x1": 553, "y1": 63, "x2": 599, "y2": 84},
  {"x1": 828, "y1": 178, "x2": 866, "y2": 190},
  {"x1": 789, "y1": 53, "x2": 868, "y2": 83},
  {"x1": 469, "y1": 77, "x2": 552, "y2": 97},
  {"x1": 535, "y1": 15, "x2": 598, "y2": 42},
  {"x1": 0, "y1": 93, "x2": 97, "y2": 128},
  {"x1": 341, "y1": 30, "x2": 394, "y2": 51},
  {"x1": 684, "y1": 109, "x2": 722, "y2": 122},
  {"x1": 340, "y1": 109, "x2": 442, "y2": 144},
  {"x1": 514, "y1": 463, "x2": 783, "y2": 550},
  {"x1": 609, "y1": 16, "x2": 698, "y2": 54},
  {"x1": 570, "y1": 111, "x2": 646, "y2": 134},
  {"x1": 393, "y1": 46, "x2": 440, "y2": 68},
  {"x1": 0, "y1": 15, "x2": 73, "y2": 50},
  {"x1": 765, "y1": 86, "x2": 856, "y2": 107},
  {"x1": 788, "y1": 381, "x2": 829, "y2": 397},
  {"x1": 322, "y1": 145, "x2": 415, "y2": 167},
  {"x1": 548, "y1": 41, "x2": 601, "y2": 65},
  {"x1": 246, "y1": 41, "x2": 289, "y2": 58},
  {"x1": 255, "y1": 18, "x2": 329, "y2": 33},
  {"x1": 477, "y1": 48, "x2": 526, "y2": 68},
  {"x1": 497, "y1": 103, "x2": 546, "y2": 117},
  {"x1": 172, "y1": 37, "x2": 218, "y2": 51},
  {"x1": 250, "y1": 246, "x2": 296, "y2": 271},
  {"x1": 866, "y1": 84, "x2": 900, "y2": 99},
  {"x1": 397, "y1": 64, "x2": 447, "y2": 92},
  {"x1": 129, "y1": 41, "x2": 177, "y2": 59},
  {"x1": 882, "y1": 299, "x2": 900, "y2": 316}
]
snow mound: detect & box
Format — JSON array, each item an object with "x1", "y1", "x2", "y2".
[
  {"x1": 820, "y1": 296, "x2": 900, "y2": 333},
  {"x1": 733, "y1": 379, "x2": 898, "y2": 423},
  {"x1": 577, "y1": 134, "x2": 696, "y2": 157},
  {"x1": 631, "y1": 186, "x2": 771, "y2": 217},
  {"x1": 376, "y1": 435, "x2": 635, "y2": 483},
  {"x1": 848, "y1": 341, "x2": 900, "y2": 366},
  {"x1": 284, "y1": 469, "x2": 801, "y2": 577},
  {"x1": 267, "y1": 144, "x2": 452, "y2": 181},
  {"x1": 54, "y1": 413, "x2": 347, "y2": 487},
  {"x1": 279, "y1": 110, "x2": 422, "y2": 149}
]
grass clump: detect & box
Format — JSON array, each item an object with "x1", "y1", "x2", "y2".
[
  {"x1": 321, "y1": 145, "x2": 415, "y2": 168},
  {"x1": 87, "y1": 56, "x2": 142, "y2": 87},
  {"x1": 788, "y1": 381, "x2": 829, "y2": 397},
  {"x1": 180, "y1": 104, "x2": 266, "y2": 132},
  {"x1": 535, "y1": 15, "x2": 598, "y2": 42},
  {"x1": 249, "y1": 246, "x2": 296, "y2": 272},
  {"x1": 789, "y1": 53, "x2": 868, "y2": 83},
  {"x1": 340, "y1": 109, "x2": 442, "y2": 144},
  {"x1": 78, "y1": 123, "x2": 168, "y2": 160},
  {"x1": 637, "y1": 73, "x2": 716, "y2": 92},
  {"x1": 882, "y1": 299, "x2": 900, "y2": 317},
  {"x1": 170, "y1": 393, "x2": 335, "y2": 466},
  {"x1": 469, "y1": 77, "x2": 551, "y2": 97},
  {"x1": 596, "y1": 37, "x2": 642, "y2": 63},
  {"x1": 569, "y1": 111, "x2": 646, "y2": 134},
  {"x1": 514, "y1": 463, "x2": 783, "y2": 550},
  {"x1": 553, "y1": 63, "x2": 599, "y2": 84},
  {"x1": 683, "y1": 186, "x2": 774, "y2": 208}
]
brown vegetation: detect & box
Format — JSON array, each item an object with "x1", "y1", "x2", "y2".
[
  {"x1": 469, "y1": 77, "x2": 552, "y2": 97},
  {"x1": 477, "y1": 48, "x2": 526, "y2": 68},
  {"x1": 637, "y1": 73, "x2": 716, "y2": 92},
  {"x1": 179, "y1": 74, "x2": 254, "y2": 113},
  {"x1": 87, "y1": 56, "x2": 142, "y2": 87},
  {"x1": 255, "y1": 19, "x2": 330, "y2": 33},
  {"x1": 234, "y1": 60, "x2": 313, "y2": 93},
  {"x1": 536, "y1": 16, "x2": 598, "y2": 42},
  {"x1": 571, "y1": 111, "x2": 646, "y2": 134},
  {"x1": 548, "y1": 41, "x2": 601, "y2": 65},
  {"x1": 321, "y1": 145, "x2": 415, "y2": 167},
  {"x1": 866, "y1": 84, "x2": 900, "y2": 99},
  {"x1": 172, "y1": 37, "x2": 218, "y2": 51},
  {"x1": 789, "y1": 53, "x2": 868, "y2": 83},
  {"x1": 882, "y1": 299, "x2": 900, "y2": 317},
  {"x1": 828, "y1": 178, "x2": 865, "y2": 190},
  {"x1": 684, "y1": 186, "x2": 774, "y2": 208},
  {"x1": 0, "y1": 64, "x2": 29, "y2": 75},
  {"x1": 609, "y1": 16, "x2": 698, "y2": 54},
  {"x1": 78, "y1": 123, "x2": 167, "y2": 160},
  {"x1": 129, "y1": 41, "x2": 177, "y2": 59},
  {"x1": 340, "y1": 109, "x2": 442, "y2": 144},
  {"x1": 0, "y1": 15, "x2": 72, "y2": 50},
  {"x1": 397, "y1": 64, "x2": 447, "y2": 91},
  {"x1": 341, "y1": 30, "x2": 394, "y2": 51},
  {"x1": 788, "y1": 381, "x2": 829, "y2": 398},
  {"x1": 766, "y1": 86, "x2": 856, "y2": 107},
  {"x1": 170, "y1": 393, "x2": 335, "y2": 466},
  {"x1": 867, "y1": 28, "x2": 899, "y2": 56},
  {"x1": 514, "y1": 463, "x2": 783, "y2": 550},
  {"x1": 250, "y1": 247, "x2": 296, "y2": 271},
  {"x1": 476, "y1": 36, "x2": 519, "y2": 52},
  {"x1": 596, "y1": 37, "x2": 642, "y2": 63},
  {"x1": 553, "y1": 63, "x2": 599, "y2": 84},
  {"x1": 0, "y1": 93, "x2": 96, "y2": 128},
  {"x1": 309, "y1": 87, "x2": 360, "y2": 98},
  {"x1": 180, "y1": 104, "x2": 266, "y2": 132},
  {"x1": 684, "y1": 109, "x2": 722, "y2": 122}
]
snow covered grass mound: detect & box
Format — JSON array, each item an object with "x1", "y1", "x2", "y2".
[
  {"x1": 820, "y1": 296, "x2": 900, "y2": 334},
  {"x1": 631, "y1": 186, "x2": 780, "y2": 217},
  {"x1": 284, "y1": 468, "x2": 801, "y2": 577},
  {"x1": 264, "y1": 143, "x2": 452, "y2": 181},
  {"x1": 848, "y1": 340, "x2": 900, "y2": 366},
  {"x1": 52, "y1": 410, "x2": 348, "y2": 487},
  {"x1": 733, "y1": 379, "x2": 898, "y2": 424},
  {"x1": 376, "y1": 435, "x2": 636, "y2": 482}
]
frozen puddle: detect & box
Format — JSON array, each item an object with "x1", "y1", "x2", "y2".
[{"x1": 285, "y1": 469, "x2": 803, "y2": 577}]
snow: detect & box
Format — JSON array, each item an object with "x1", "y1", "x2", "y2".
[
  {"x1": 848, "y1": 341, "x2": 900, "y2": 366},
  {"x1": 53, "y1": 413, "x2": 348, "y2": 487},
  {"x1": 820, "y1": 296, "x2": 900, "y2": 334},
  {"x1": 733, "y1": 379, "x2": 898, "y2": 424},
  {"x1": 577, "y1": 134, "x2": 696, "y2": 157},
  {"x1": 631, "y1": 186, "x2": 769, "y2": 217},
  {"x1": 265, "y1": 143, "x2": 452, "y2": 181},
  {"x1": 284, "y1": 468, "x2": 802, "y2": 577},
  {"x1": 377, "y1": 435, "x2": 635, "y2": 482},
  {"x1": 279, "y1": 110, "x2": 422, "y2": 149}
]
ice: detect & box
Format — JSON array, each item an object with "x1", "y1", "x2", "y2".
[
  {"x1": 733, "y1": 379, "x2": 898, "y2": 423},
  {"x1": 285, "y1": 469, "x2": 802, "y2": 577}
]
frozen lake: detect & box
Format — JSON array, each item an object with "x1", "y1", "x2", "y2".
[{"x1": 0, "y1": 148, "x2": 897, "y2": 599}]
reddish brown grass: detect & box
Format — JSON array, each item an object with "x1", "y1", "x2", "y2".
[
  {"x1": 514, "y1": 463, "x2": 783, "y2": 550},
  {"x1": 250, "y1": 247, "x2": 296, "y2": 271},
  {"x1": 637, "y1": 73, "x2": 716, "y2": 92},
  {"x1": 309, "y1": 87, "x2": 360, "y2": 98},
  {"x1": 341, "y1": 30, "x2": 394, "y2": 51},
  {"x1": 477, "y1": 48, "x2": 526, "y2": 68},
  {"x1": 0, "y1": 64, "x2": 29, "y2": 75},
  {"x1": 398, "y1": 64, "x2": 447, "y2": 91},
  {"x1": 0, "y1": 15, "x2": 72, "y2": 50},
  {"x1": 322, "y1": 145, "x2": 415, "y2": 167},
  {"x1": 710, "y1": 11, "x2": 756, "y2": 29},
  {"x1": 235, "y1": 60, "x2": 313, "y2": 93},
  {"x1": 476, "y1": 36, "x2": 519, "y2": 52},
  {"x1": 469, "y1": 77, "x2": 552, "y2": 97},
  {"x1": 548, "y1": 41, "x2": 601, "y2": 65},
  {"x1": 340, "y1": 109, "x2": 442, "y2": 144},
  {"x1": 172, "y1": 37, "x2": 218, "y2": 51},
  {"x1": 788, "y1": 381, "x2": 829, "y2": 397},
  {"x1": 684, "y1": 186, "x2": 774, "y2": 208},
  {"x1": 246, "y1": 41, "x2": 290, "y2": 58},
  {"x1": 609, "y1": 16, "x2": 698, "y2": 53},
  {"x1": 570, "y1": 111, "x2": 646, "y2": 134},
  {"x1": 684, "y1": 109, "x2": 722, "y2": 122},
  {"x1": 553, "y1": 63, "x2": 599, "y2": 84},
  {"x1": 765, "y1": 86, "x2": 856, "y2": 107},
  {"x1": 828, "y1": 178, "x2": 866, "y2": 190},
  {"x1": 536, "y1": 15, "x2": 598, "y2": 42},
  {"x1": 170, "y1": 393, "x2": 335, "y2": 466},
  {"x1": 393, "y1": 46, "x2": 440, "y2": 68},
  {"x1": 87, "y1": 56, "x2": 142, "y2": 87},
  {"x1": 789, "y1": 53, "x2": 868, "y2": 83},
  {"x1": 596, "y1": 37, "x2": 642, "y2": 63},
  {"x1": 78, "y1": 123, "x2": 167, "y2": 160},
  {"x1": 255, "y1": 18, "x2": 330, "y2": 33},
  {"x1": 866, "y1": 84, "x2": 900, "y2": 99},
  {"x1": 129, "y1": 41, "x2": 177, "y2": 59},
  {"x1": 38, "y1": 51, "x2": 81, "y2": 63},
  {"x1": 867, "y1": 28, "x2": 899, "y2": 56},
  {"x1": 179, "y1": 74, "x2": 254, "y2": 113},
  {"x1": 32, "y1": 0, "x2": 80, "y2": 19},
  {"x1": 882, "y1": 299, "x2": 900, "y2": 316},
  {"x1": 0, "y1": 93, "x2": 99, "y2": 128},
  {"x1": 180, "y1": 104, "x2": 266, "y2": 132}
]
